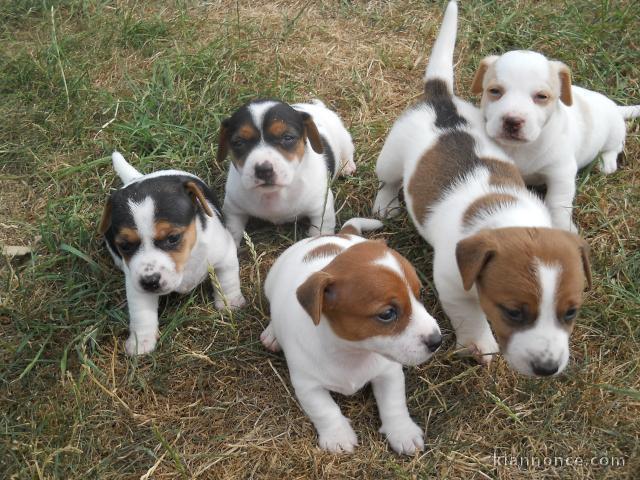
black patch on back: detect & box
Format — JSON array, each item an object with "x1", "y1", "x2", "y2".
[
  {"x1": 424, "y1": 79, "x2": 467, "y2": 129},
  {"x1": 320, "y1": 135, "x2": 336, "y2": 176}
]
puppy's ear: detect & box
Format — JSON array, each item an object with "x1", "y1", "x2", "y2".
[
  {"x1": 216, "y1": 119, "x2": 230, "y2": 163},
  {"x1": 471, "y1": 55, "x2": 498, "y2": 95},
  {"x1": 184, "y1": 181, "x2": 214, "y2": 217},
  {"x1": 98, "y1": 198, "x2": 112, "y2": 235},
  {"x1": 552, "y1": 61, "x2": 573, "y2": 106},
  {"x1": 301, "y1": 112, "x2": 324, "y2": 154},
  {"x1": 296, "y1": 271, "x2": 333, "y2": 325},
  {"x1": 565, "y1": 232, "x2": 591, "y2": 290},
  {"x1": 455, "y1": 232, "x2": 498, "y2": 291}
]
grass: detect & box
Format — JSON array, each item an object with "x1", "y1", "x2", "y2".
[{"x1": 1, "y1": 0, "x2": 638, "y2": 478}]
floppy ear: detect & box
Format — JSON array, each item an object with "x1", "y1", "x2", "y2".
[
  {"x1": 184, "y1": 181, "x2": 214, "y2": 217},
  {"x1": 296, "y1": 271, "x2": 333, "y2": 325},
  {"x1": 216, "y1": 119, "x2": 230, "y2": 163},
  {"x1": 455, "y1": 232, "x2": 498, "y2": 291},
  {"x1": 552, "y1": 61, "x2": 573, "y2": 106},
  {"x1": 301, "y1": 112, "x2": 324, "y2": 154},
  {"x1": 566, "y1": 233, "x2": 591, "y2": 290},
  {"x1": 471, "y1": 55, "x2": 498, "y2": 95},
  {"x1": 98, "y1": 199, "x2": 112, "y2": 235}
]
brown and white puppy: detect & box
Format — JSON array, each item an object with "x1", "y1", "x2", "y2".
[
  {"x1": 261, "y1": 218, "x2": 441, "y2": 454},
  {"x1": 100, "y1": 152, "x2": 245, "y2": 355},
  {"x1": 217, "y1": 99, "x2": 356, "y2": 246},
  {"x1": 471, "y1": 50, "x2": 640, "y2": 231},
  {"x1": 373, "y1": 1, "x2": 591, "y2": 376}
]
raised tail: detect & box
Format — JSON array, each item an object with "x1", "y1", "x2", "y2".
[
  {"x1": 112, "y1": 151, "x2": 143, "y2": 184},
  {"x1": 423, "y1": 1, "x2": 458, "y2": 94},
  {"x1": 339, "y1": 218, "x2": 384, "y2": 236},
  {"x1": 619, "y1": 105, "x2": 640, "y2": 119}
]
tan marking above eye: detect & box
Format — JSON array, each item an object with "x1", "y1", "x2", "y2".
[
  {"x1": 154, "y1": 221, "x2": 187, "y2": 241},
  {"x1": 115, "y1": 227, "x2": 140, "y2": 244},
  {"x1": 267, "y1": 120, "x2": 288, "y2": 137},
  {"x1": 238, "y1": 124, "x2": 259, "y2": 140}
]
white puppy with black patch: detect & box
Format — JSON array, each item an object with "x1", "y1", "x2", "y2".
[
  {"x1": 217, "y1": 99, "x2": 356, "y2": 246},
  {"x1": 373, "y1": 1, "x2": 591, "y2": 377},
  {"x1": 471, "y1": 50, "x2": 640, "y2": 230},
  {"x1": 261, "y1": 218, "x2": 442, "y2": 455},
  {"x1": 99, "y1": 152, "x2": 245, "y2": 355}
]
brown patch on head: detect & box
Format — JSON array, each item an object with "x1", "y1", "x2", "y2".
[
  {"x1": 303, "y1": 242, "x2": 344, "y2": 262},
  {"x1": 463, "y1": 193, "x2": 518, "y2": 226},
  {"x1": 267, "y1": 120, "x2": 287, "y2": 137},
  {"x1": 408, "y1": 131, "x2": 524, "y2": 225},
  {"x1": 471, "y1": 55, "x2": 498, "y2": 95},
  {"x1": 296, "y1": 241, "x2": 418, "y2": 340},
  {"x1": 114, "y1": 227, "x2": 141, "y2": 263},
  {"x1": 456, "y1": 227, "x2": 590, "y2": 348},
  {"x1": 154, "y1": 220, "x2": 197, "y2": 273}
]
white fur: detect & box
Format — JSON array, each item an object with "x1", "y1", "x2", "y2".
[
  {"x1": 477, "y1": 50, "x2": 640, "y2": 230},
  {"x1": 261, "y1": 229, "x2": 440, "y2": 454},
  {"x1": 223, "y1": 100, "x2": 355, "y2": 246},
  {"x1": 373, "y1": 1, "x2": 572, "y2": 376},
  {"x1": 107, "y1": 153, "x2": 245, "y2": 356}
]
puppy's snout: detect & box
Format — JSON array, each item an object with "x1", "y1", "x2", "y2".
[
  {"x1": 503, "y1": 116, "x2": 525, "y2": 133},
  {"x1": 423, "y1": 332, "x2": 442, "y2": 353},
  {"x1": 255, "y1": 162, "x2": 275, "y2": 182},
  {"x1": 531, "y1": 359, "x2": 559, "y2": 377},
  {"x1": 140, "y1": 273, "x2": 161, "y2": 292}
]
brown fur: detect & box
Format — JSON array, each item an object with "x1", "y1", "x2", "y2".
[
  {"x1": 463, "y1": 193, "x2": 518, "y2": 226},
  {"x1": 303, "y1": 243, "x2": 344, "y2": 263},
  {"x1": 98, "y1": 199, "x2": 112, "y2": 235},
  {"x1": 114, "y1": 227, "x2": 141, "y2": 263},
  {"x1": 554, "y1": 61, "x2": 573, "y2": 106},
  {"x1": 303, "y1": 115, "x2": 324, "y2": 154},
  {"x1": 267, "y1": 120, "x2": 287, "y2": 137},
  {"x1": 296, "y1": 241, "x2": 420, "y2": 340},
  {"x1": 471, "y1": 56, "x2": 498, "y2": 95},
  {"x1": 184, "y1": 181, "x2": 214, "y2": 217},
  {"x1": 456, "y1": 227, "x2": 590, "y2": 348},
  {"x1": 161, "y1": 221, "x2": 197, "y2": 273},
  {"x1": 276, "y1": 138, "x2": 306, "y2": 162}
]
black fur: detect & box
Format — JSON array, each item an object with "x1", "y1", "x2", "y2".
[
  {"x1": 320, "y1": 135, "x2": 336, "y2": 176},
  {"x1": 424, "y1": 79, "x2": 467, "y2": 129}
]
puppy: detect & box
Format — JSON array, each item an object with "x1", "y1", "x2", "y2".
[
  {"x1": 216, "y1": 99, "x2": 356, "y2": 246},
  {"x1": 373, "y1": 1, "x2": 591, "y2": 377},
  {"x1": 99, "y1": 152, "x2": 245, "y2": 355},
  {"x1": 261, "y1": 218, "x2": 441, "y2": 454},
  {"x1": 471, "y1": 50, "x2": 640, "y2": 231}
]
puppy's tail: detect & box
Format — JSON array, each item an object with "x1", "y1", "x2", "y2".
[
  {"x1": 619, "y1": 105, "x2": 640, "y2": 119},
  {"x1": 423, "y1": 1, "x2": 458, "y2": 95},
  {"x1": 339, "y1": 218, "x2": 384, "y2": 236},
  {"x1": 112, "y1": 151, "x2": 143, "y2": 184}
]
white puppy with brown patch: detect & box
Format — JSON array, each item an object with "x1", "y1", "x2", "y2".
[
  {"x1": 217, "y1": 99, "x2": 356, "y2": 246},
  {"x1": 471, "y1": 50, "x2": 640, "y2": 231},
  {"x1": 373, "y1": 2, "x2": 591, "y2": 377},
  {"x1": 100, "y1": 152, "x2": 245, "y2": 355},
  {"x1": 261, "y1": 218, "x2": 442, "y2": 455}
]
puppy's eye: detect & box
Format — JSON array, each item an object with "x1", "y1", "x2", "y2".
[
  {"x1": 488, "y1": 87, "x2": 503, "y2": 98},
  {"x1": 376, "y1": 306, "x2": 398, "y2": 323},
  {"x1": 166, "y1": 233, "x2": 182, "y2": 245},
  {"x1": 281, "y1": 134, "x2": 297, "y2": 145},
  {"x1": 500, "y1": 305, "x2": 525, "y2": 324},
  {"x1": 117, "y1": 240, "x2": 138, "y2": 254},
  {"x1": 563, "y1": 307, "x2": 578, "y2": 322},
  {"x1": 534, "y1": 92, "x2": 549, "y2": 102},
  {"x1": 230, "y1": 138, "x2": 246, "y2": 148}
]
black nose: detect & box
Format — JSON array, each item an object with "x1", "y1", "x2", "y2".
[
  {"x1": 531, "y1": 359, "x2": 559, "y2": 377},
  {"x1": 424, "y1": 332, "x2": 442, "y2": 353},
  {"x1": 254, "y1": 162, "x2": 274, "y2": 182},
  {"x1": 140, "y1": 273, "x2": 161, "y2": 292},
  {"x1": 503, "y1": 116, "x2": 524, "y2": 133}
]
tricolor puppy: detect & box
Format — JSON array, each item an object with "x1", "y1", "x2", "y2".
[
  {"x1": 99, "y1": 152, "x2": 245, "y2": 355},
  {"x1": 261, "y1": 218, "x2": 441, "y2": 454},
  {"x1": 471, "y1": 50, "x2": 640, "y2": 231},
  {"x1": 373, "y1": 1, "x2": 591, "y2": 377},
  {"x1": 217, "y1": 99, "x2": 356, "y2": 246}
]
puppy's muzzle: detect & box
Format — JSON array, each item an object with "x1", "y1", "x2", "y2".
[
  {"x1": 502, "y1": 116, "x2": 525, "y2": 136},
  {"x1": 255, "y1": 162, "x2": 275, "y2": 184},
  {"x1": 531, "y1": 358, "x2": 559, "y2": 377},
  {"x1": 139, "y1": 273, "x2": 162, "y2": 292},
  {"x1": 423, "y1": 332, "x2": 443, "y2": 353}
]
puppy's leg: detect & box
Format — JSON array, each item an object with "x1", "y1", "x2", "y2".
[
  {"x1": 373, "y1": 135, "x2": 405, "y2": 218},
  {"x1": 308, "y1": 189, "x2": 336, "y2": 236},
  {"x1": 259, "y1": 322, "x2": 281, "y2": 352},
  {"x1": 211, "y1": 245, "x2": 246, "y2": 310},
  {"x1": 223, "y1": 209, "x2": 249, "y2": 248},
  {"x1": 372, "y1": 364, "x2": 424, "y2": 455},
  {"x1": 543, "y1": 165, "x2": 578, "y2": 232},
  {"x1": 599, "y1": 116, "x2": 626, "y2": 175},
  {"x1": 338, "y1": 134, "x2": 356, "y2": 176},
  {"x1": 292, "y1": 377, "x2": 358, "y2": 453},
  {"x1": 124, "y1": 278, "x2": 160, "y2": 355}
]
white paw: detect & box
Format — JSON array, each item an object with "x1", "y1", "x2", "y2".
[
  {"x1": 380, "y1": 419, "x2": 424, "y2": 455},
  {"x1": 600, "y1": 159, "x2": 618, "y2": 175},
  {"x1": 260, "y1": 324, "x2": 281, "y2": 352},
  {"x1": 125, "y1": 332, "x2": 158, "y2": 356},
  {"x1": 373, "y1": 191, "x2": 401, "y2": 219},
  {"x1": 215, "y1": 293, "x2": 246, "y2": 310},
  {"x1": 317, "y1": 419, "x2": 358, "y2": 453},
  {"x1": 456, "y1": 334, "x2": 499, "y2": 366},
  {"x1": 339, "y1": 158, "x2": 356, "y2": 176}
]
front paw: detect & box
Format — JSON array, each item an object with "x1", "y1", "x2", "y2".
[
  {"x1": 317, "y1": 419, "x2": 358, "y2": 453},
  {"x1": 214, "y1": 293, "x2": 246, "y2": 310},
  {"x1": 456, "y1": 334, "x2": 499, "y2": 366},
  {"x1": 380, "y1": 419, "x2": 424, "y2": 455},
  {"x1": 260, "y1": 324, "x2": 281, "y2": 352},
  {"x1": 125, "y1": 332, "x2": 158, "y2": 356}
]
